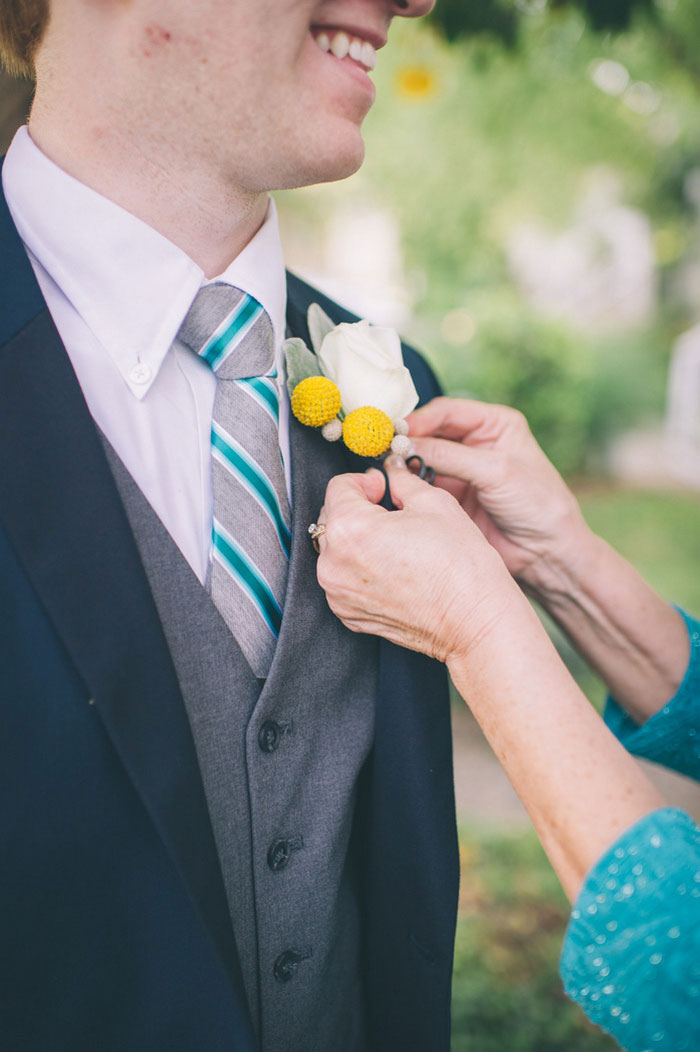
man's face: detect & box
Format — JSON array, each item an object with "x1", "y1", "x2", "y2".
[{"x1": 122, "y1": 0, "x2": 434, "y2": 192}]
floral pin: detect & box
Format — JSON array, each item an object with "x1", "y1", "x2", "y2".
[{"x1": 284, "y1": 303, "x2": 418, "y2": 458}]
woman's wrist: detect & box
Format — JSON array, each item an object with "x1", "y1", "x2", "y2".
[
  {"x1": 514, "y1": 522, "x2": 689, "y2": 721},
  {"x1": 518, "y1": 515, "x2": 601, "y2": 615},
  {"x1": 444, "y1": 574, "x2": 542, "y2": 677}
]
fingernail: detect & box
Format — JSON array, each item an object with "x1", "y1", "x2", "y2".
[{"x1": 384, "y1": 454, "x2": 407, "y2": 470}]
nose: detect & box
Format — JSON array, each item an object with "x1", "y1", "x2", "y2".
[{"x1": 390, "y1": 0, "x2": 435, "y2": 17}]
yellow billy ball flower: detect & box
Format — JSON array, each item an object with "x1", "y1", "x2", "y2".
[
  {"x1": 291, "y1": 376, "x2": 342, "y2": 427},
  {"x1": 342, "y1": 407, "x2": 394, "y2": 458}
]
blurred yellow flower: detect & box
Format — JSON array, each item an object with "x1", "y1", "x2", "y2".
[{"x1": 397, "y1": 66, "x2": 437, "y2": 100}]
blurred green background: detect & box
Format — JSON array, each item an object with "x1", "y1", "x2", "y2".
[{"x1": 2, "y1": 2, "x2": 700, "y2": 1046}]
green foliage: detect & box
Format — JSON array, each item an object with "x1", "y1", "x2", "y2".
[
  {"x1": 453, "y1": 827, "x2": 617, "y2": 1050},
  {"x1": 366, "y1": 17, "x2": 665, "y2": 292},
  {"x1": 429, "y1": 0, "x2": 653, "y2": 44},
  {"x1": 422, "y1": 300, "x2": 671, "y2": 486},
  {"x1": 427, "y1": 0, "x2": 519, "y2": 46},
  {"x1": 559, "y1": 0, "x2": 653, "y2": 33},
  {"x1": 585, "y1": 326, "x2": 670, "y2": 452},
  {"x1": 427, "y1": 0, "x2": 700, "y2": 82},
  {"x1": 429, "y1": 297, "x2": 596, "y2": 476}
]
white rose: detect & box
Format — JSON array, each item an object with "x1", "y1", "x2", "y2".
[{"x1": 317, "y1": 319, "x2": 419, "y2": 420}]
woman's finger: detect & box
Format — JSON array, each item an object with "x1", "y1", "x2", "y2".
[
  {"x1": 408, "y1": 397, "x2": 501, "y2": 441},
  {"x1": 323, "y1": 469, "x2": 387, "y2": 518},
  {"x1": 411, "y1": 435, "x2": 497, "y2": 491},
  {"x1": 384, "y1": 459, "x2": 457, "y2": 512}
]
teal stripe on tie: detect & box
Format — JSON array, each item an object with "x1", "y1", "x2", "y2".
[
  {"x1": 200, "y1": 295, "x2": 263, "y2": 371},
  {"x1": 211, "y1": 422, "x2": 291, "y2": 559},
  {"x1": 212, "y1": 521, "x2": 282, "y2": 637},
  {"x1": 238, "y1": 376, "x2": 280, "y2": 424}
]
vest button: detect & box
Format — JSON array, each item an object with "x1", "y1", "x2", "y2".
[
  {"x1": 258, "y1": 720, "x2": 281, "y2": 754},
  {"x1": 267, "y1": 835, "x2": 303, "y2": 872},
  {"x1": 273, "y1": 948, "x2": 311, "y2": 983}
]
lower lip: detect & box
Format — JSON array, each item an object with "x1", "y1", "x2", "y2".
[{"x1": 313, "y1": 41, "x2": 376, "y2": 99}]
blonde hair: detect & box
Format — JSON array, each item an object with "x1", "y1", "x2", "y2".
[{"x1": 0, "y1": 0, "x2": 49, "y2": 78}]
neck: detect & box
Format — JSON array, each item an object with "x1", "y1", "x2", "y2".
[{"x1": 29, "y1": 93, "x2": 269, "y2": 280}]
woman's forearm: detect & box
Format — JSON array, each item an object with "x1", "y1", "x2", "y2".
[
  {"x1": 525, "y1": 527, "x2": 689, "y2": 725},
  {"x1": 446, "y1": 594, "x2": 666, "y2": 901}
]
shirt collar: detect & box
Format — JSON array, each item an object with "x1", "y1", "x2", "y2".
[{"x1": 2, "y1": 126, "x2": 287, "y2": 399}]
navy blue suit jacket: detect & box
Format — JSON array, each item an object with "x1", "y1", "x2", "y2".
[{"x1": 0, "y1": 176, "x2": 459, "y2": 1051}]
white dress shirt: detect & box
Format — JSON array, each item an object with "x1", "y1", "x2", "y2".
[{"x1": 2, "y1": 126, "x2": 291, "y2": 584}]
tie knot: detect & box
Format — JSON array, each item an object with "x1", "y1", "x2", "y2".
[{"x1": 177, "y1": 283, "x2": 275, "y2": 379}]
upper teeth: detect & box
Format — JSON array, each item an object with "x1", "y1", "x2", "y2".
[{"x1": 315, "y1": 31, "x2": 377, "y2": 71}]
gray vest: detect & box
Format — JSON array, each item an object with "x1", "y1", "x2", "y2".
[{"x1": 102, "y1": 416, "x2": 377, "y2": 1052}]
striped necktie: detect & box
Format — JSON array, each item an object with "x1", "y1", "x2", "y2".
[{"x1": 177, "y1": 283, "x2": 291, "y2": 678}]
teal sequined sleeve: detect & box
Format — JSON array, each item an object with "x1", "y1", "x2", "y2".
[
  {"x1": 604, "y1": 609, "x2": 700, "y2": 781},
  {"x1": 560, "y1": 611, "x2": 700, "y2": 1050},
  {"x1": 560, "y1": 808, "x2": 700, "y2": 1051}
]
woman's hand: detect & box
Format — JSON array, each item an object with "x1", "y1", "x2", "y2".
[
  {"x1": 408, "y1": 398, "x2": 592, "y2": 596},
  {"x1": 316, "y1": 460, "x2": 520, "y2": 664}
]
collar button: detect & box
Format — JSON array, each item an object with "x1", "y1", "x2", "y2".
[{"x1": 130, "y1": 363, "x2": 152, "y2": 385}]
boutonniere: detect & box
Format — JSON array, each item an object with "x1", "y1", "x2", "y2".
[{"x1": 284, "y1": 304, "x2": 418, "y2": 458}]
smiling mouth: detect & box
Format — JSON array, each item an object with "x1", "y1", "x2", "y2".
[{"x1": 311, "y1": 27, "x2": 378, "y2": 72}]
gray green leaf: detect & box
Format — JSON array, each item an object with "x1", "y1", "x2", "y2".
[
  {"x1": 307, "y1": 302, "x2": 337, "y2": 356},
  {"x1": 283, "y1": 337, "x2": 322, "y2": 396}
]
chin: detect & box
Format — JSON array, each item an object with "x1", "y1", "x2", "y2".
[
  {"x1": 283, "y1": 125, "x2": 367, "y2": 190},
  {"x1": 313, "y1": 142, "x2": 366, "y2": 184}
]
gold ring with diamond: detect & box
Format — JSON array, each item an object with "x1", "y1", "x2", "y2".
[{"x1": 308, "y1": 522, "x2": 327, "y2": 553}]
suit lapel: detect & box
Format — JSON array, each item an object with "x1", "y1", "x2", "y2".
[{"x1": 0, "y1": 180, "x2": 246, "y2": 997}]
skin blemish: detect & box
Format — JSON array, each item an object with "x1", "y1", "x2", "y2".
[{"x1": 142, "y1": 23, "x2": 172, "y2": 56}]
